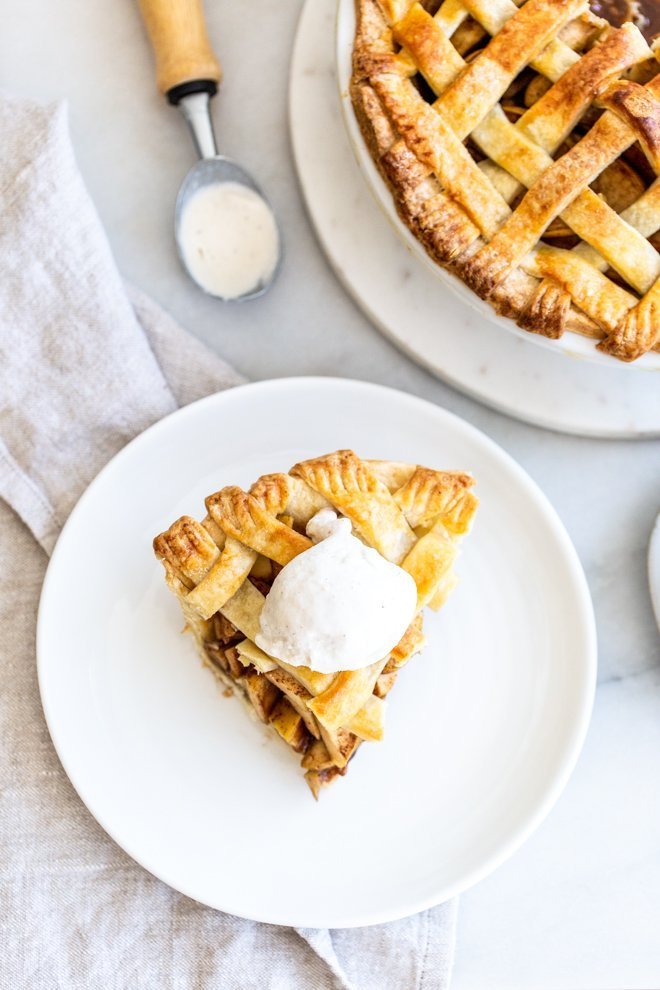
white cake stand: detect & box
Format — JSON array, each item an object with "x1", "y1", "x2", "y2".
[{"x1": 289, "y1": 0, "x2": 660, "y2": 438}]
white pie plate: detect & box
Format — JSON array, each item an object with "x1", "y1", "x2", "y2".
[
  {"x1": 335, "y1": 0, "x2": 660, "y2": 372},
  {"x1": 37, "y1": 378, "x2": 597, "y2": 928}
]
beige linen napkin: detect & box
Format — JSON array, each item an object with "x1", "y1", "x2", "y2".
[{"x1": 0, "y1": 92, "x2": 456, "y2": 989}]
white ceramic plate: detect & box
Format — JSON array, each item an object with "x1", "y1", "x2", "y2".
[
  {"x1": 37, "y1": 378, "x2": 596, "y2": 928},
  {"x1": 335, "y1": 0, "x2": 660, "y2": 372}
]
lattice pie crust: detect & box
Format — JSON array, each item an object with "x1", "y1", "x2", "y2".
[
  {"x1": 154, "y1": 450, "x2": 477, "y2": 797},
  {"x1": 352, "y1": 0, "x2": 660, "y2": 360}
]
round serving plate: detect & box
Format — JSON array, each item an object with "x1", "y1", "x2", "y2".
[
  {"x1": 289, "y1": 0, "x2": 660, "y2": 437},
  {"x1": 38, "y1": 378, "x2": 596, "y2": 928},
  {"x1": 335, "y1": 0, "x2": 660, "y2": 372}
]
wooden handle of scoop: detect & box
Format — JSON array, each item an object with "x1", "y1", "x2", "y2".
[{"x1": 137, "y1": 0, "x2": 222, "y2": 99}]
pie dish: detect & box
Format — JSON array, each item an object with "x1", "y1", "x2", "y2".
[
  {"x1": 154, "y1": 449, "x2": 477, "y2": 797},
  {"x1": 351, "y1": 0, "x2": 660, "y2": 361}
]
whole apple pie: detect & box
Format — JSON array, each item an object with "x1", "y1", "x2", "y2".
[{"x1": 351, "y1": 0, "x2": 660, "y2": 360}]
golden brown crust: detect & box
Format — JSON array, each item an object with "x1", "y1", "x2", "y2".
[
  {"x1": 384, "y1": 612, "x2": 425, "y2": 669},
  {"x1": 392, "y1": 467, "x2": 477, "y2": 531},
  {"x1": 598, "y1": 275, "x2": 660, "y2": 358},
  {"x1": 154, "y1": 451, "x2": 476, "y2": 796},
  {"x1": 290, "y1": 450, "x2": 417, "y2": 563},
  {"x1": 347, "y1": 694, "x2": 386, "y2": 740},
  {"x1": 351, "y1": 0, "x2": 660, "y2": 359},
  {"x1": 517, "y1": 278, "x2": 572, "y2": 338},
  {"x1": 206, "y1": 487, "x2": 312, "y2": 564},
  {"x1": 307, "y1": 659, "x2": 388, "y2": 731},
  {"x1": 402, "y1": 519, "x2": 459, "y2": 610},
  {"x1": 185, "y1": 537, "x2": 257, "y2": 621},
  {"x1": 153, "y1": 516, "x2": 219, "y2": 589},
  {"x1": 600, "y1": 79, "x2": 660, "y2": 172}
]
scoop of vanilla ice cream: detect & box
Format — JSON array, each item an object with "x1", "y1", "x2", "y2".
[{"x1": 255, "y1": 509, "x2": 417, "y2": 673}]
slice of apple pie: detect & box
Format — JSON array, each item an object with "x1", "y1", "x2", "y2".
[{"x1": 153, "y1": 450, "x2": 477, "y2": 797}]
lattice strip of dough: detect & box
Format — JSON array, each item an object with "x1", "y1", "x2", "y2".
[
  {"x1": 308, "y1": 661, "x2": 390, "y2": 731},
  {"x1": 594, "y1": 80, "x2": 660, "y2": 357},
  {"x1": 601, "y1": 78, "x2": 660, "y2": 172},
  {"x1": 429, "y1": 0, "x2": 470, "y2": 37},
  {"x1": 431, "y1": 0, "x2": 587, "y2": 140},
  {"x1": 441, "y1": 0, "x2": 584, "y2": 82},
  {"x1": 525, "y1": 245, "x2": 634, "y2": 332},
  {"x1": 601, "y1": 272, "x2": 660, "y2": 360},
  {"x1": 185, "y1": 474, "x2": 330, "y2": 620},
  {"x1": 389, "y1": 465, "x2": 477, "y2": 531},
  {"x1": 153, "y1": 515, "x2": 219, "y2": 590},
  {"x1": 363, "y1": 0, "x2": 660, "y2": 355},
  {"x1": 185, "y1": 537, "x2": 257, "y2": 620},
  {"x1": 451, "y1": 16, "x2": 660, "y2": 302},
  {"x1": 206, "y1": 486, "x2": 312, "y2": 564},
  {"x1": 567, "y1": 178, "x2": 660, "y2": 302},
  {"x1": 372, "y1": 68, "x2": 512, "y2": 238},
  {"x1": 474, "y1": 91, "x2": 660, "y2": 304},
  {"x1": 473, "y1": 25, "x2": 650, "y2": 166},
  {"x1": 374, "y1": 0, "x2": 593, "y2": 240},
  {"x1": 394, "y1": 8, "x2": 657, "y2": 296},
  {"x1": 393, "y1": 4, "x2": 464, "y2": 94},
  {"x1": 402, "y1": 521, "x2": 459, "y2": 610},
  {"x1": 290, "y1": 450, "x2": 418, "y2": 564},
  {"x1": 466, "y1": 105, "x2": 660, "y2": 296},
  {"x1": 527, "y1": 81, "x2": 660, "y2": 357}
]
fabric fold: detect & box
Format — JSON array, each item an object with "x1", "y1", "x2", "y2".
[{"x1": 0, "y1": 91, "x2": 456, "y2": 990}]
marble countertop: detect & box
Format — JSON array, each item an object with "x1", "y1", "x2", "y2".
[{"x1": 2, "y1": 1, "x2": 659, "y2": 986}]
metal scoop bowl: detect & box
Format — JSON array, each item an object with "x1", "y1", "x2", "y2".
[{"x1": 138, "y1": 0, "x2": 281, "y2": 302}]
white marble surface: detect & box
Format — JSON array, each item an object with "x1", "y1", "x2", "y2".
[{"x1": 1, "y1": 1, "x2": 659, "y2": 986}]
